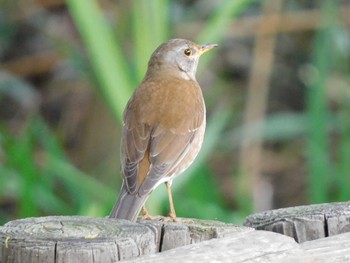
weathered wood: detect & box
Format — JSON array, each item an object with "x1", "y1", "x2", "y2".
[
  {"x1": 302, "y1": 232, "x2": 350, "y2": 263},
  {"x1": 0, "y1": 216, "x2": 251, "y2": 263},
  {"x1": 137, "y1": 217, "x2": 253, "y2": 251},
  {"x1": 3, "y1": 203, "x2": 350, "y2": 262},
  {"x1": 0, "y1": 216, "x2": 155, "y2": 263},
  {"x1": 123, "y1": 230, "x2": 313, "y2": 263},
  {"x1": 244, "y1": 202, "x2": 350, "y2": 243}
]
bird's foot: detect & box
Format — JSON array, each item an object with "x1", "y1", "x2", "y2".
[
  {"x1": 157, "y1": 211, "x2": 177, "y2": 222},
  {"x1": 141, "y1": 213, "x2": 175, "y2": 222},
  {"x1": 141, "y1": 207, "x2": 162, "y2": 221},
  {"x1": 141, "y1": 206, "x2": 179, "y2": 222},
  {"x1": 142, "y1": 214, "x2": 163, "y2": 221},
  {"x1": 160, "y1": 216, "x2": 177, "y2": 222},
  {"x1": 161, "y1": 217, "x2": 195, "y2": 223}
]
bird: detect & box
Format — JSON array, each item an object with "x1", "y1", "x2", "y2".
[{"x1": 109, "y1": 38, "x2": 217, "y2": 222}]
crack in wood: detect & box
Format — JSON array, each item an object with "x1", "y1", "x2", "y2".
[
  {"x1": 158, "y1": 224, "x2": 165, "y2": 253},
  {"x1": 54, "y1": 241, "x2": 57, "y2": 263},
  {"x1": 0, "y1": 216, "x2": 251, "y2": 262},
  {"x1": 324, "y1": 214, "x2": 329, "y2": 237},
  {"x1": 245, "y1": 202, "x2": 350, "y2": 243}
]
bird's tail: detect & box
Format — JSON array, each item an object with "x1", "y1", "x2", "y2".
[{"x1": 109, "y1": 186, "x2": 148, "y2": 222}]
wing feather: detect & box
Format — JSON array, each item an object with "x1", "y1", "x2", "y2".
[
  {"x1": 120, "y1": 78, "x2": 205, "y2": 197},
  {"x1": 121, "y1": 109, "x2": 151, "y2": 194}
]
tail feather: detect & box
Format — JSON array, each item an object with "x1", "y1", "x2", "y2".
[{"x1": 109, "y1": 186, "x2": 148, "y2": 222}]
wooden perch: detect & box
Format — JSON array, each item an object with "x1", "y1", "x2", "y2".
[
  {"x1": 123, "y1": 230, "x2": 350, "y2": 263},
  {"x1": 244, "y1": 201, "x2": 350, "y2": 243},
  {"x1": 301, "y1": 232, "x2": 350, "y2": 263},
  {"x1": 1, "y1": 202, "x2": 350, "y2": 262},
  {"x1": 0, "y1": 216, "x2": 251, "y2": 262},
  {"x1": 124, "y1": 230, "x2": 311, "y2": 263}
]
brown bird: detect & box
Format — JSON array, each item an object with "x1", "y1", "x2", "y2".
[{"x1": 109, "y1": 38, "x2": 217, "y2": 222}]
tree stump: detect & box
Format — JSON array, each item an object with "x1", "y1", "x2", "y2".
[
  {"x1": 2, "y1": 203, "x2": 350, "y2": 262},
  {"x1": 0, "y1": 216, "x2": 251, "y2": 263},
  {"x1": 244, "y1": 201, "x2": 350, "y2": 243}
]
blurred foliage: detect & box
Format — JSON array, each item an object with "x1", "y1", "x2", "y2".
[
  {"x1": 306, "y1": 1, "x2": 333, "y2": 203},
  {"x1": 306, "y1": 0, "x2": 350, "y2": 203},
  {"x1": 0, "y1": 0, "x2": 350, "y2": 226}
]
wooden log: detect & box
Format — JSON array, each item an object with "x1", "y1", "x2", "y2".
[
  {"x1": 244, "y1": 202, "x2": 350, "y2": 243},
  {"x1": 137, "y1": 217, "x2": 253, "y2": 252},
  {"x1": 0, "y1": 216, "x2": 251, "y2": 263},
  {"x1": 302, "y1": 232, "x2": 350, "y2": 263},
  {"x1": 0, "y1": 216, "x2": 154, "y2": 263},
  {"x1": 123, "y1": 230, "x2": 313, "y2": 263}
]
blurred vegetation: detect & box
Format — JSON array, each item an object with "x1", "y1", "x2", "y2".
[{"x1": 0, "y1": 0, "x2": 350, "y2": 226}]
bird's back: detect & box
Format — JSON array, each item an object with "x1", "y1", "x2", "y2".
[{"x1": 110, "y1": 38, "x2": 216, "y2": 222}]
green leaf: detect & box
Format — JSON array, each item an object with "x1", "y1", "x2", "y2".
[
  {"x1": 66, "y1": 0, "x2": 133, "y2": 121},
  {"x1": 132, "y1": 0, "x2": 169, "y2": 81},
  {"x1": 306, "y1": 1, "x2": 336, "y2": 203}
]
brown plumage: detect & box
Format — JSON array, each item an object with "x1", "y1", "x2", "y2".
[{"x1": 109, "y1": 39, "x2": 217, "y2": 222}]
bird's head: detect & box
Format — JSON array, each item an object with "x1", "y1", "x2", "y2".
[{"x1": 146, "y1": 39, "x2": 217, "y2": 80}]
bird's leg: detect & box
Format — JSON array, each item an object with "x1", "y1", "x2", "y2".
[
  {"x1": 141, "y1": 206, "x2": 150, "y2": 219},
  {"x1": 141, "y1": 183, "x2": 177, "y2": 222},
  {"x1": 165, "y1": 181, "x2": 177, "y2": 221},
  {"x1": 141, "y1": 205, "x2": 161, "y2": 220}
]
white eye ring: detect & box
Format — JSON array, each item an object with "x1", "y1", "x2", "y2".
[{"x1": 183, "y1": 48, "x2": 192, "y2": 57}]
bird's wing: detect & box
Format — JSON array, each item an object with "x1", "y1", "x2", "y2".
[
  {"x1": 120, "y1": 108, "x2": 151, "y2": 195},
  {"x1": 121, "y1": 79, "x2": 204, "y2": 196},
  {"x1": 121, "y1": 110, "x2": 203, "y2": 196},
  {"x1": 137, "y1": 125, "x2": 199, "y2": 196},
  {"x1": 135, "y1": 106, "x2": 204, "y2": 196}
]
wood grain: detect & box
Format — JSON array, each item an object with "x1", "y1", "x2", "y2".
[
  {"x1": 302, "y1": 232, "x2": 350, "y2": 263},
  {"x1": 123, "y1": 230, "x2": 313, "y2": 263},
  {"x1": 0, "y1": 216, "x2": 251, "y2": 262},
  {"x1": 2, "y1": 203, "x2": 350, "y2": 262},
  {"x1": 244, "y1": 202, "x2": 350, "y2": 243}
]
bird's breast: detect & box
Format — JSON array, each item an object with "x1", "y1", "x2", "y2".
[{"x1": 134, "y1": 77, "x2": 205, "y2": 132}]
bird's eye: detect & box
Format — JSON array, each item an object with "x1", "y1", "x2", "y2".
[{"x1": 183, "y1": 48, "x2": 192, "y2": 57}]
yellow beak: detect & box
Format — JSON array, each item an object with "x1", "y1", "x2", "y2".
[{"x1": 199, "y1": 43, "x2": 218, "y2": 55}]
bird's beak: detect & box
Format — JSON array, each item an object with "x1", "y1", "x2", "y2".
[{"x1": 198, "y1": 43, "x2": 218, "y2": 55}]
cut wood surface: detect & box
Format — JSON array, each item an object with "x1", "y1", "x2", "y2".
[
  {"x1": 1, "y1": 203, "x2": 350, "y2": 262},
  {"x1": 123, "y1": 230, "x2": 313, "y2": 263},
  {"x1": 244, "y1": 202, "x2": 350, "y2": 243},
  {"x1": 0, "y1": 216, "x2": 251, "y2": 263},
  {"x1": 302, "y1": 232, "x2": 350, "y2": 263}
]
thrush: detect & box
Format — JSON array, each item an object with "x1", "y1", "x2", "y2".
[{"x1": 109, "y1": 38, "x2": 217, "y2": 222}]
